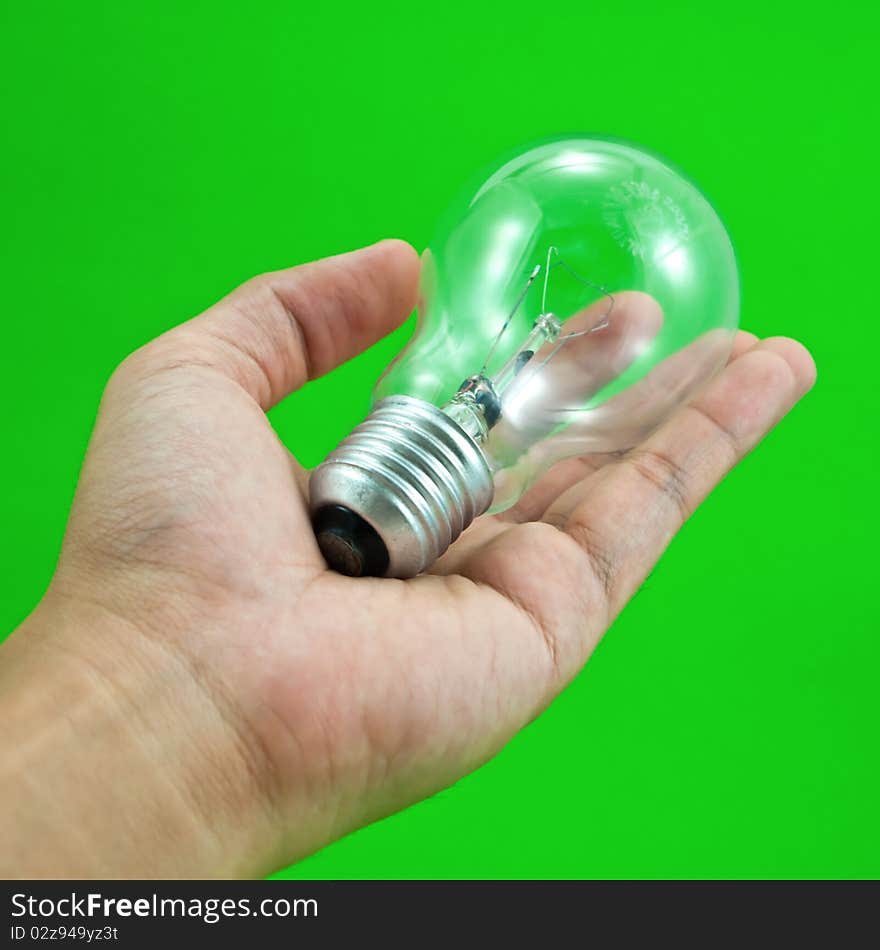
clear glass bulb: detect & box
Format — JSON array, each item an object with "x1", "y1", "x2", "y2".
[{"x1": 311, "y1": 137, "x2": 739, "y2": 578}]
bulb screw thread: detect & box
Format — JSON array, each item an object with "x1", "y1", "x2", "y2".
[{"x1": 309, "y1": 396, "x2": 494, "y2": 578}]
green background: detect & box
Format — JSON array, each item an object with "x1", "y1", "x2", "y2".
[{"x1": 1, "y1": 2, "x2": 876, "y2": 878}]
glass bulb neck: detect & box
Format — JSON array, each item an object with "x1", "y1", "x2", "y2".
[{"x1": 441, "y1": 311, "x2": 562, "y2": 444}]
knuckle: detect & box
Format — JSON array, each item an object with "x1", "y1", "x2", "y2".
[
  {"x1": 104, "y1": 339, "x2": 193, "y2": 399},
  {"x1": 566, "y1": 518, "x2": 617, "y2": 603},
  {"x1": 625, "y1": 446, "x2": 692, "y2": 522},
  {"x1": 232, "y1": 271, "x2": 314, "y2": 385},
  {"x1": 686, "y1": 402, "x2": 741, "y2": 461},
  {"x1": 104, "y1": 344, "x2": 154, "y2": 396}
]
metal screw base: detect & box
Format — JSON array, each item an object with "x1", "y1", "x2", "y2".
[{"x1": 309, "y1": 395, "x2": 494, "y2": 578}]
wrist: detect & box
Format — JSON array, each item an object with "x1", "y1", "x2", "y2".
[{"x1": 0, "y1": 592, "x2": 281, "y2": 878}]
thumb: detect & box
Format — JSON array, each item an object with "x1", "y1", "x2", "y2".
[{"x1": 128, "y1": 239, "x2": 420, "y2": 410}]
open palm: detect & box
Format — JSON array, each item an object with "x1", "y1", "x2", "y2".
[{"x1": 33, "y1": 240, "x2": 814, "y2": 877}]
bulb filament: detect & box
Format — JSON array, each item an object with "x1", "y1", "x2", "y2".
[{"x1": 444, "y1": 247, "x2": 613, "y2": 443}]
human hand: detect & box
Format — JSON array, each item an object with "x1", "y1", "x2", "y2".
[{"x1": 0, "y1": 240, "x2": 815, "y2": 878}]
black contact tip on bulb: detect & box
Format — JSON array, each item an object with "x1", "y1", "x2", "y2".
[{"x1": 312, "y1": 505, "x2": 390, "y2": 578}]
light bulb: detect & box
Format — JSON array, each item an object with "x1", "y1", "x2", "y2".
[{"x1": 310, "y1": 137, "x2": 739, "y2": 578}]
